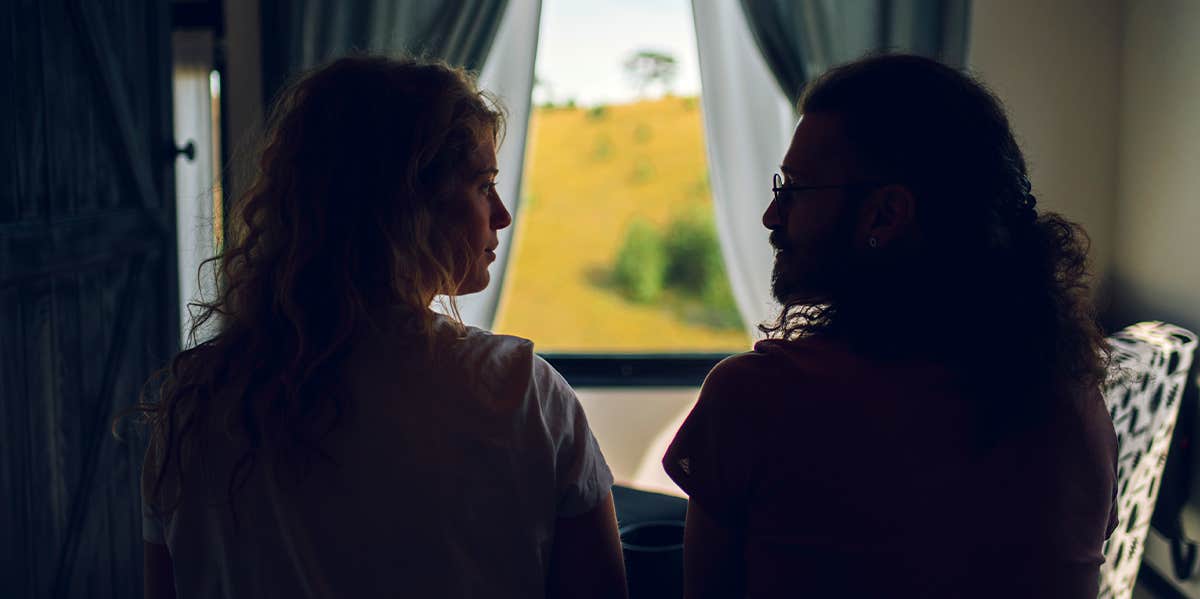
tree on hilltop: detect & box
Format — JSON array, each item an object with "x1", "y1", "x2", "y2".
[{"x1": 623, "y1": 49, "x2": 678, "y2": 98}]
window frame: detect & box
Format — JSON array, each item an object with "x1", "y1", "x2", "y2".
[{"x1": 544, "y1": 353, "x2": 732, "y2": 388}]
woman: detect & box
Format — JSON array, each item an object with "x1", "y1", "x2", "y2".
[{"x1": 133, "y1": 56, "x2": 626, "y2": 599}]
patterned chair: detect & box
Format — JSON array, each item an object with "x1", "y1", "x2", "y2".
[{"x1": 1098, "y1": 322, "x2": 1198, "y2": 599}]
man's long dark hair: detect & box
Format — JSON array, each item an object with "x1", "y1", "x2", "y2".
[{"x1": 762, "y1": 54, "x2": 1107, "y2": 446}]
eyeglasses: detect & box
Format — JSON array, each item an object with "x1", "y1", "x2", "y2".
[{"x1": 771, "y1": 172, "x2": 883, "y2": 207}]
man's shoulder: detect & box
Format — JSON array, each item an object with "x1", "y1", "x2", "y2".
[
  {"x1": 705, "y1": 349, "x2": 775, "y2": 385},
  {"x1": 718, "y1": 336, "x2": 839, "y2": 371},
  {"x1": 703, "y1": 337, "x2": 835, "y2": 393}
]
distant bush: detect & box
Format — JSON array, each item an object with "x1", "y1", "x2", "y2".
[
  {"x1": 591, "y1": 135, "x2": 613, "y2": 161},
  {"x1": 686, "y1": 172, "x2": 711, "y2": 199},
  {"x1": 663, "y1": 209, "x2": 722, "y2": 295},
  {"x1": 565, "y1": 98, "x2": 577, "y2": 109},
  {"x1": 663, "y1": 211, "x2": 741, "y2": 329},
  {"x1": 630, "y1": 156, "x2": 655, "y2": 183},
  {"x1": 681, "y1": 96, "x2": 698, "y2": 110},
  {"x1": 612, "y1": 219, "x2": 666, "y2": 303},
  {"x1": 633, "y1": 123, "x2": 652, "y2": 144},
  {"x1": 587, "y1": 105, "x2": 609, "y2": 121},
  {"x1": 697, "y1": 272, "x2": 742, "y2": 329},
  {"x1": 610, "y1": 209, "x2": 743, "y2": 330}
]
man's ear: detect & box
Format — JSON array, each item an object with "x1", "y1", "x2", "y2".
[{"x1": 855, "y1": 184, "x2": 916, "y2": 250}]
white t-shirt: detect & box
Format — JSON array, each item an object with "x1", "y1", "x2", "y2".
[{"x1": 142, "y1": 315, "x2": 613, "y2": 598}]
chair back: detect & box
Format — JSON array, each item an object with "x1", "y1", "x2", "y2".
[{"x1": 1098, "y1": 322, "x2": 1197, "y2": 599}]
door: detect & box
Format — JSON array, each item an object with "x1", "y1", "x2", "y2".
[{"x1": 1, "y1": 0, "x2": 176, "y2": 597}]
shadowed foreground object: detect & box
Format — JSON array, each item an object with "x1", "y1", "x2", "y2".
[
  {"x1": 613, "y1": 485, "x2": 688, "y2": 599},
  {"x1": 1099, "y1": 322, "x2": 1198, "y2": 599}
]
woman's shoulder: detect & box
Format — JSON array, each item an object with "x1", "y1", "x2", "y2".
[
  {"x1": 431, "y1": 317, "x2": 580, "y2": 406},
  {"x1": 437, "y1": 316, "x2": 535, "y2": 369},
  {"x1": 347, "y1": 313, "x2": 539, "y2": 395}
]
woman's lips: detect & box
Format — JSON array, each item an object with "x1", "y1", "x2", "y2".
[{"x1": 484, "y1": 249, "x2": 496, "y2": 261}]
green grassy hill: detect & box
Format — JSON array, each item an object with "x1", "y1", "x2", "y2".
[{"x1": 492, "y1": 97, "x2": 751, "y2": 353}]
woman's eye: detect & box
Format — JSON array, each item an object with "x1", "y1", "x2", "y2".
[{"x1": 481, "y1": 181, "x2": 496, "y2": 193}]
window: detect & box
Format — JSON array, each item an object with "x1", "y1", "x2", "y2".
[
  {"x1": 491, "y1": 0, "x2": 748, "y2": 379},
  {"x1": 172, "y1": 22, "x2": 224, "y2": 346}
]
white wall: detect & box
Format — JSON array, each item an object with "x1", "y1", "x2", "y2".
[
  {"x1": 1112, "y1": 0, "x2": 1200, "y2": 337},
  {"x1": 968, "y1": 0, "x2": 1123, "y2": 291},
  {"x1": 974, "y1": 1, "x2": 1200, "y2": 593}
]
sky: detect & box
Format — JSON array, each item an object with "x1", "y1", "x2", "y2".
[{"x1": 533, "y1": 0, "x2": 702, "y2": 106}]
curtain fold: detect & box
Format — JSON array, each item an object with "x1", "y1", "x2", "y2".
[
  {"x1": 737, "y1": 0, "x2": 971, "y2": 105},
  {"x1": 260, "y1": 0, "x2": 509, "y2": 105},
  {"x1": 453, "y1": 0, "x2": 542, "y2": 328},
  {"x1": 692, "y1": 0, "x2": 797, "y2": 340},
  {"x1": 257, "y1": 0, "x2": 540, "y2": 329}
]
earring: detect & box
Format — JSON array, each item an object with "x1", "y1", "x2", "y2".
[{"x1": 869, "y1": 237, "x2": 879, "y2": 249}]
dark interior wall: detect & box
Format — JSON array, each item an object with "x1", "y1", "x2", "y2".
[
  {"x1": 967, "y1": 0, "x2": 1122, "y2": 300},
  {"x1": 1111, "y1": 4, "x2": 1200, "y2": 593},
  {"x1": 221, "y1": 0, "x2": 264, "y2": 201},
  {"x1": 1, "y1": 1, "x2": 177, "y2": 597}
]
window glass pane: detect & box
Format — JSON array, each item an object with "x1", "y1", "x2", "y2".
[
  {"x1": 172, "y1": 31, "x2": 223, "y2": 347},
  {"x1": 492, "y1": 0, "x2": 749, "y2": 353}
]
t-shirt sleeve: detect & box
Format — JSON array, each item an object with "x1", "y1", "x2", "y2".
[
  {"x1": 662, "y1": 356, "x2": 758, "y2": 524},
  {"x1": 1105, "y1": 482, "x2": 1119, "y2": 539},
  {"x1": 1104, "y1": 414, "x2": 1120, "y2": 540},
  {"x1": 532, "y1": 355, "x2": 615, "y2": 518}
]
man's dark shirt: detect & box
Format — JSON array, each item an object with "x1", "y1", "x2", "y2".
[{"x1": 664, "y1": 336, "x2": 1118, "y2": 598}]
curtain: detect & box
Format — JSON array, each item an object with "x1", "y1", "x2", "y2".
[
  {"x1": 692, "y1": 1, "x2": 797, "y2": 340},
  {"x1": 453, "y1": 0, "x2": 542, "y2": 327},
  {"x1": 257, "y1": 0, "x2": 540, "y2": 328},
  {"x1": 173, "y1": 31, "x2": 220, "y2": 346},
  {"x1": 260, "y1": 0, "x2": 509, "y2": 105},
  {"x1": 693, "y1": 0, "x2": 971, "y2": 339},
  {"x1": 738, "y1": 0, "x2": 972, "y2": 105}
]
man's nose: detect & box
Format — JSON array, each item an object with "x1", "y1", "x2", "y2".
[{"x1": 762, "y1": 197, "x2": 781, "y2": 230}]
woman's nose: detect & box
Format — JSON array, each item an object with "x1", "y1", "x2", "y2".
[{"x1": 492, "y1": 194, "x2": 512, "y2": 230}]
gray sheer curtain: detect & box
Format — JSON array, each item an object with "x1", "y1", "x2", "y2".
[
  {"x1": 738, "y1": 0, "x2": 971, "y2": 104},
  {"x1": 455, "y1": 0, "x2": 542, "y2": 328},
  {"x1": 696, "y1": 0, "x2": 972, "y2": 338},
  {"x1": 260, "y1": 0, "x2": 509, "y2": 104},
  {"x1": 256, "y1": 0, "x2": 538, "y2": 329},
  {"x1": 692, "y1": 0, "x2": 796, "y2": 340}
]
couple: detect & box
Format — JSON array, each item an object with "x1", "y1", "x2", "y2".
[{"x1": 136, "y1": 54, "x2": 1116, "y2": 598}]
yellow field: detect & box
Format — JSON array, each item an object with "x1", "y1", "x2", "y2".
[{"x1": 492, "y1": 97, "x2": 751, "y2": 353}]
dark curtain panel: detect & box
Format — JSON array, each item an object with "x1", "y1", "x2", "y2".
[
  {"x1": 2, "y1": 0, "x2": 176, "y2": 596},
  {"x1": 260, "y1": 0, "x2": 509, "y2": 106},
  {"x1": 738, "y1": 0, "x2": 971, "y2": 105}
]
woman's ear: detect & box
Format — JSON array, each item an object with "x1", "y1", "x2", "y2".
[{"x1": 855, "y1": 184, "x2": 916, "y2": 250}]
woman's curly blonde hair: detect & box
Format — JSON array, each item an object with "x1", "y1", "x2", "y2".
[{"x1": 126, "y1": 55, "x2": 504, "y2": 520}]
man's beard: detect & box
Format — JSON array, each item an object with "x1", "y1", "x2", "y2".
[
  {"x1": 770, "y1": 231, "x2": 801, "y2": 303},
  {"x1": 769, "y1": 212, "x2": 857, "y2": 304}
]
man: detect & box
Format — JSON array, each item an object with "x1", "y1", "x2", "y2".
[{"x1": 663, "y1": 54, "x2": 1117, "y2": 598}]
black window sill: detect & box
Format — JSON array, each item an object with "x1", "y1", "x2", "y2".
[{"x1": 543, "y1": 353, "x2": 731, "y2": 388}]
